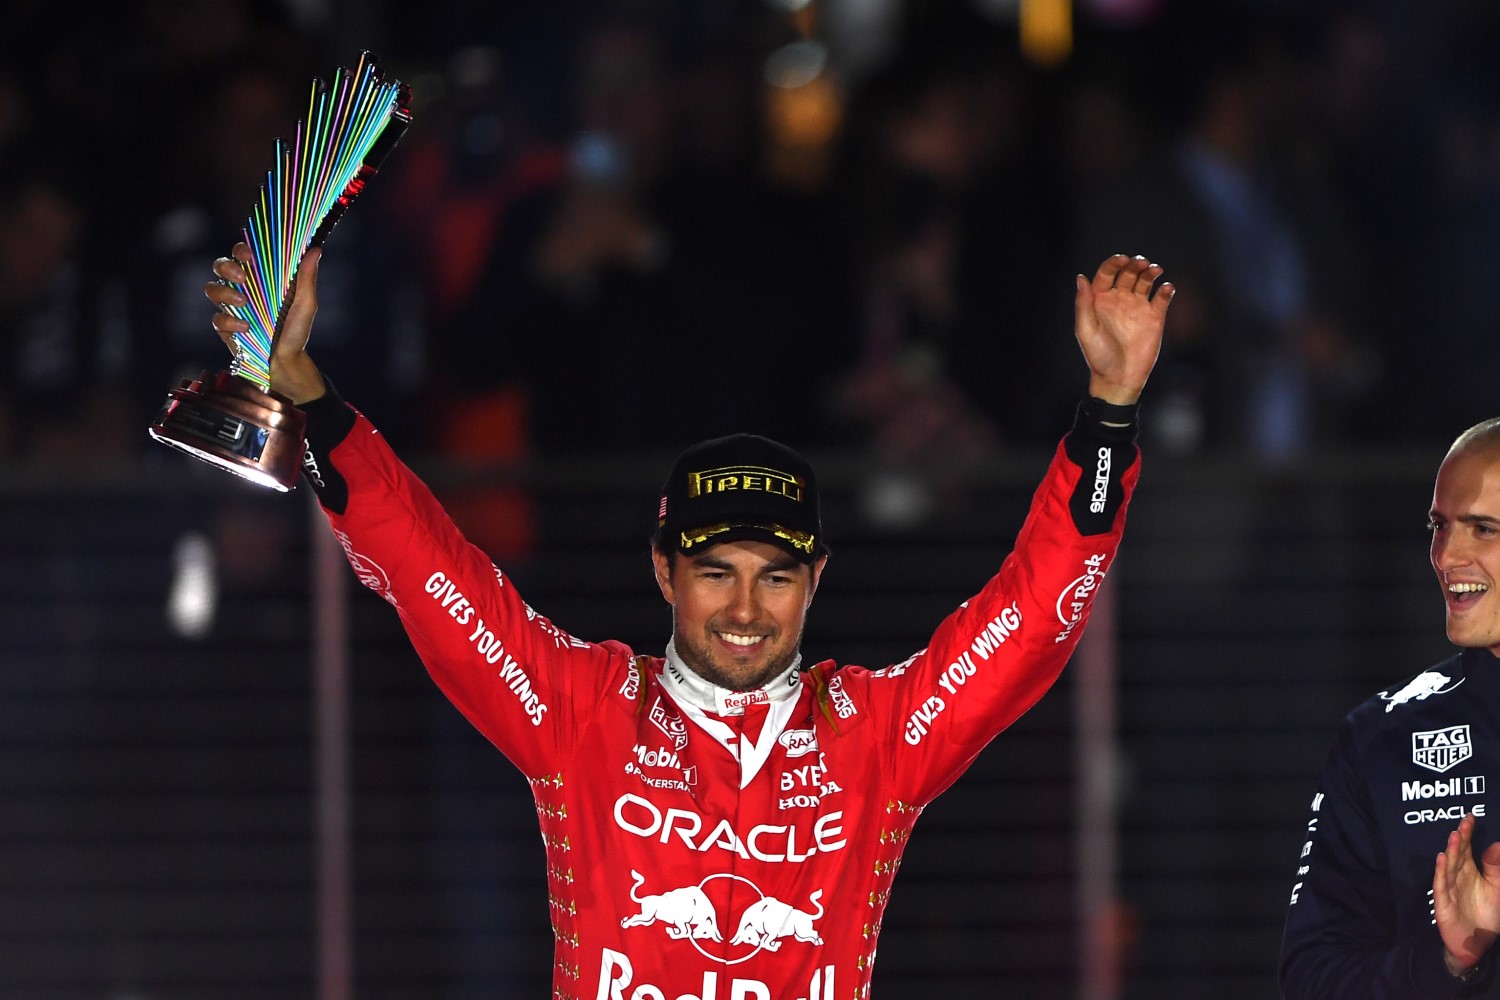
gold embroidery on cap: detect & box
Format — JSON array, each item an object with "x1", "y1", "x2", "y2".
[{"x1": 680, "y1": 522, "x2": 816, "y2": 554}]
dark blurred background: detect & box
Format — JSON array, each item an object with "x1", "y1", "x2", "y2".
[{"x1": 0, "y1": 0, "x2": 1495, "y2": 997}]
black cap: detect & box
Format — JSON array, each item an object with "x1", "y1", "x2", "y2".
[{"x1": 656, "y1": 434, "x2": 825, "y2": 564}]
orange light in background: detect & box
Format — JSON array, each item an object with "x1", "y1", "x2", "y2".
[
  {"x1": 764, "y1": 33, "x2": 842, "y2": 191},
  {"x1": 1020, "y1": 0, "x2": 1073, "y2": 67},
  {"x1": 766, "y1": 73, "x2": 842, "y2": 190}
]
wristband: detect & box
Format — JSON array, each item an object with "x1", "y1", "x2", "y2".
[
  {"x1": 301, "y1": 377, "x2": 356, "y2": 450},
  {"x1": 1078, "y1": 394, "x2": 1139, "y2": 428}
]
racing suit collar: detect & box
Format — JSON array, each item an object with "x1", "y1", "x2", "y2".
[{"x1": 662, "y1": 638, "x2": 802, "y2": 717}]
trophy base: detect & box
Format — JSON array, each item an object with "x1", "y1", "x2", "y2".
[{"x1": 149, "y1": 370, "x2": 308, "y2": 492}]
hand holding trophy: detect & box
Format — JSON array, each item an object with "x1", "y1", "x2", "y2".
[{"x1": 149, "y1": 52, "x2": 411, "y2": 490}]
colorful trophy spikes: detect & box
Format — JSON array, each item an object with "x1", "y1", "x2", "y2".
[{"x1": 149, "y1": 52, "x2": 412, "y2": 491}]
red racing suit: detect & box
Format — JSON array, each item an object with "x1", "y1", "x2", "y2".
[{"x1": 301, "y1": 388, "x2": 1140, "y2": 1000}]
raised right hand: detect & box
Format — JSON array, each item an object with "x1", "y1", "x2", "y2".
[
  {"x1": 204, "y1": 242, "x2": 327, "y2": 405},
  {"x1": 1433, "y1": 813, "x2": 1500, "y2": 976}
]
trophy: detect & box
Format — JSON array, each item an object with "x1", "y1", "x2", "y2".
[{"x1": 149, "y1": 52, "x2": 412, "y2": 491}]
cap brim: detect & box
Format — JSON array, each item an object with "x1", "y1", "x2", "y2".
[{"x1": 676, "y1": 523, "x2": 821, "y2": 564}]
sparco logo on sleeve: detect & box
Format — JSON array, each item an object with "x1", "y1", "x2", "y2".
[
  {"x1": 1412, "y1": 725, "x2": 1473, "y2": 773},
  {"x1": 826, "y1": 675, "x2": 856, "y2": 720},
  {"x1": 302, "y1": 448, "x2": 326, "y2": 488},
  {"x1": 1089, "y1": 447, "x2": 1112, "y2": 513}
]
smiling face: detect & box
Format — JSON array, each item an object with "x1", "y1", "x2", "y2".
[
  {"x1": 1429, "y1": 441, "x2": 1500, "y2": 656},
  {"x1": 653, "y1": 539, "x2": 825, "y2": 691}
]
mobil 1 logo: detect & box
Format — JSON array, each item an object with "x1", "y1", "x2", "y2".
[
  {"x1": 1403, "y1": 725, "x2": 1488, "y2": 825},
  {"x1": 1402, "y1": 773, "x2": 1488, "y2": 826}
]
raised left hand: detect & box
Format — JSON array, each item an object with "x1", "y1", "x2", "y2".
[{"x1": 1075, "y1": 254, "x2": 1174, "y2": 406}]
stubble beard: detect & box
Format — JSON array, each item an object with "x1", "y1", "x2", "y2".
[
  {"x1": 672, "y1": 608, "x2": 802, "y2": 692},
  {"x1": 1448, "y1": 615, "x2": 1500, "y2": 653}
]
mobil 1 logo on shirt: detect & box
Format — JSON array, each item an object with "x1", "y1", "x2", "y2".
[{"x1": 1403, "y1": 725, "x2": 1487, "y2": 825}]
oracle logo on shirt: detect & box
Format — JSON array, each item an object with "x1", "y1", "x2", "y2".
[{"x1": 612, "y1": 793, "x2": 846, "y2": 863}]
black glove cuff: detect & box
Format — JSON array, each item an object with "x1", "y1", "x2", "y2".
[
  {"x1": 299, "y1": 378, "x2": 356, "y2": 512},
  {"x1": 301, "y1": 378, "x2": 356, "y2": 453},
  {"x1": 1077, "y1": 394, "x2": 1139, "y2": 430}
]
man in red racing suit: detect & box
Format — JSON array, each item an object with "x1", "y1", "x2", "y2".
[{"x1": 207, "y1": 249, "x2": 1174, "y2": 999}]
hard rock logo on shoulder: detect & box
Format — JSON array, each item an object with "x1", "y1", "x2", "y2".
[
  {"x1": 1054, "y1": 553, "x2": 1107, "y2": 644},
  {"x1": 1412, "y1": 725, "x2": 1473, "y2": 774},
  {"x1": 334, "y1": 528, "x2": 393, "y2": 604}
]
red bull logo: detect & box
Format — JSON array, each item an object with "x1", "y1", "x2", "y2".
[
  {"x1": 621, "y1": 870, "x2": 723, "y2": 942},
  {"x1": 724, "y1": 689, "x2": 770, "y2": 712},
  {"x1": 596, "y1": 948, "x2": 835, "y2": 1000},
  {"x1": 729, "y1": 889, "x2": 824, "y2": 951},
  {"x1": 619, "y1": 869, "x2": 827, "y2": 966},
  {"x1": 1381, "y1": 671, "x2": 1463, "y2": 713}
]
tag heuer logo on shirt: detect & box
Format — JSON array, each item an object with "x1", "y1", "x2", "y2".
[
  {"x1": 1412, "y1": 725, "x2": 1474, "y2": 774},
  {"x1": 648, "y1": 697, "x2": 690, "y2": 751}
]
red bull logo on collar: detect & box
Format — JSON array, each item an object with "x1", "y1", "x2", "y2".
[{"x1": 1381, "y1": 671, "x2": 1463, "y2": 712}]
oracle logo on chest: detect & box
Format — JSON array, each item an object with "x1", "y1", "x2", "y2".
[{"x1": 612, "y1": 793, "x2": 847, "y2": 862}]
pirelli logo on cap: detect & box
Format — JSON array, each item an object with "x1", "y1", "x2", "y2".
[{"x1": 686, "y1": 465, "x2": 804, "y2": 502}]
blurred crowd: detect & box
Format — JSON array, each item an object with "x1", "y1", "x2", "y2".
[{"x1": 4, "y1": 0, "x2": 1500, "y2": 495}]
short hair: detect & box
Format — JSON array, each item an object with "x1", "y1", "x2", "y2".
[{"x1": 1447, "y1": 418, "x2": 1500, "y2": 460}]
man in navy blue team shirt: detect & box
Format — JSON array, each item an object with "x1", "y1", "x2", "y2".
[{"x1": 1282, "y1": 418, "x2": 1500, "y2": 997}]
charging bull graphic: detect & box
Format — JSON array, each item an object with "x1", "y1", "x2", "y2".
[
  {"x1": 1380, "y1": 671, "x2": 1463, "y2": 713},
  {"x1": 729, "y1": 889, "x2": 824, "y2": 951},
  {"x1": 620, "y1": 870, "x2": 722, "y2": 941}
]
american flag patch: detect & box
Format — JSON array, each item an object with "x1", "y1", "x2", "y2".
[{"x1": 658, "y1": 496, "x2": 668, "y2": 521}]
